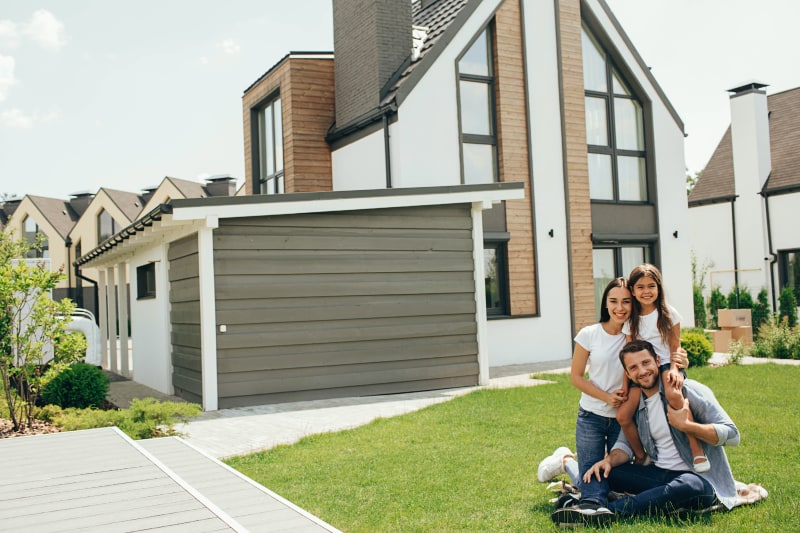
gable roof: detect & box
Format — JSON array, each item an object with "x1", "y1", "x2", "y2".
[
  {"x1": 165, "y1": 176, "x2": 209, "y2": 199},
  {"x1": 689, "y1": 86, "x2": 800, "y2": 206},
  {"x1": 99, "y1": 188, "x2": 145, "y2": 222},
  {"x1": 26, "y1": 195, "x2": 80, "y2": 240}
]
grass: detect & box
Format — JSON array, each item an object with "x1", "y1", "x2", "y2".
[{"x1": 225, "y1": 364, "x2": 800, "y2": 532}]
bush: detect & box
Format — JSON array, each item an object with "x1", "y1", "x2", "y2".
[
  {"x1": 680, "y1": 329, "x2": 713, "y2": 367},
  {"x1": 40, "y1": 362, "x2": 109, "y2": 409},
  {"x1": 749, "y1": 315, "x2": 800, "y2": 360},
  {"x1": 752, "y1": 288, "x2": 771, "y2": 339},
  {"x1": 708, "y1": 287, "x2": 726, "y2": 329},
  {"x1": 37, "y1": 398, "x2": 202, "y2": 440},
  {"x1": 779, "y1": 286, "x2": 798, "y2": 328},
  {"x1": 693, "y1": 284, "x2": 707, "y2": 329}
]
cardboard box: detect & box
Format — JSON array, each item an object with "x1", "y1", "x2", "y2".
[
  {"x1": 727, "y1": 325, "x2": 754, "y2": 345},
  {"x1": 705, "y1": 329, "x2": 732, "y2": 353},
  {"x1": 717, "y1": 309, "x2": 752, "y2": 328}
]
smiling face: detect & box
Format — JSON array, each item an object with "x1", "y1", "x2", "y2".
[
  {"x1": 622, "y1": 348, "x2": 660, "y2": 394},
  {"x1": 606, "y1": 286, "x2": 632, "y2": 327},
  {"x1": 632, "y1": 275, "x2": 659, "y2": 311}
]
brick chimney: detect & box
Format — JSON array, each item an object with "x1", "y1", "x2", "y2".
[
  {"x1": 68, "y1": 191, "x2": 95, "y2": 217},
  {"x1": 205, "y1": 175, "x2": 237, "y2": 197},
  {"x1": 332, "y1": 0, "x2": 412, "y2": 128}
]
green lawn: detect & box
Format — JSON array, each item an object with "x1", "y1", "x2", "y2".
[{"x1": 225, "y1": 364, "x2": 800, "y2": 532}]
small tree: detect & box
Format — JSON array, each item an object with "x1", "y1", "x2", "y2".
[
  {"x1": 752, "y1": 288, "x2": 770, "y2": 338},
  {"x1": 691, "y1": 253, "x2": 708, "y2": 328},
  {"x1": 708, "y1": 287, "x2": 727, "y2": 329},
  {"x1": 779, "y1": 286, "x2": 798, "y2": 328},
  {"x1": 0, "y1": 230, "x2": 86, "y2": 431}
]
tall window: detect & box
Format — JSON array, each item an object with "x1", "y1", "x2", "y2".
[
  {"x1": 484, "y1": 241, "x2": 509, "y2": 316},
  {"x1": 582, "y1": 26, "x2": 647, "y2": 202},
  {"x1": 23, "y1": 216, "x2": 48, "y2": 259},
  {"x1": 97, "y1": 209, "x2": 121, "y2": 244},
  {"x1": 257, "y1": 94, "x2": 284, "y2": 195},
  {"x1": 592, "y1": 245, "x2": 652, "y2": 314},
  {"x1": 458, "y1": 28, "x2": 497, "y2": 184},
  {"x1": 779, "y1": 249, "x2": 800, "y2": 302}
]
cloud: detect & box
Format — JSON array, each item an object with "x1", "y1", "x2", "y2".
[
  {"x1": 0, "y1": 54, "x2": 16, "y2": 101},
  {"x1": 0, "y1": 108, "x2": 60, "y2": 128},
  {"x1": 23, "y1": 10, "x2": 66, "y2": 50},
  {"x1": 0, "y1": 19, "x2": 19, "y2": 47},
  {"x1": 217, "y1": 39, "x2": 240, "y2": 55}
]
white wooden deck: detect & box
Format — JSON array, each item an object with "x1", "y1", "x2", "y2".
[{"x1": 0, "y1": 427, "x2": 339, "y2": 532}]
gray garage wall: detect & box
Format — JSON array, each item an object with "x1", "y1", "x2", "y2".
[
  {"x1": 167, "y1": 234, "x2": 202, "y2": 404},
  {"x1": 212, "y1": 204, "x2": 479, "y2": 408}
]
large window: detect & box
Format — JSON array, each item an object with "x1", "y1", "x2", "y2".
[
  {"x1": 592, "y1": 245, "x2": 652, "y2": 314},
  {"x1": 256, "y1": 94, "x2": 284, "y2": 195},
  {"x1": 23, "y1": 216, "x2": 48, "y2": 259},
  {"x1": 97, "y1": 209, "x2": 121, "y2": 244},
  {"x1": 458, "y1": 28, "x2": 497, "y2": 185},
  {"x1": 136, "y1": 263, "x2": 156, "y2": 300},
  {"x1": 484, "y1": 241, "x2": 509, "y2": 316},
  {"x1": 582, "y1": 26, "x2": 647, "y2": 203},
  {"x1": 779, "y1": 249, "x2": 800, "y2": 302}
]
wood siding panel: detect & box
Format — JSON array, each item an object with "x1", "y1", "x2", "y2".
[
  {"x1": 558, "y1": 0, "x2": 596, "y2": 330},
  {"x1": 495, "y1": 0, "x2": 537, "y2": 315},
  {"x1": 168, "y1": 235, "x2": 202, "y2": 401},
  {"x1": 213, "y1": 205, "x2": 480, "y2": 407}
]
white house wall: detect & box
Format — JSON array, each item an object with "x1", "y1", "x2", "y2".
[
  {"x1": 129, "y1": 243, "x2": 173, "y2": 394},
  {"x1": 331, "y1": 130, "x2": 387, "y2": 190},
  {"x1": 770, "y1": 192, "x2": 800, "y2": 252},
  {"x1": 688, "y1": 203, "x2": 737, "y2": 295}
]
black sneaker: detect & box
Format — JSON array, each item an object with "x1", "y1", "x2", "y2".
[
  {"x1": 553, "y1": 492, "x2": 580, "y2": 509},
  {"x1": 551, "y1": 502, "x2": 614, "y2": 527}
]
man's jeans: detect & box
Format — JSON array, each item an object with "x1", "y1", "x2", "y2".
[
  {"x1": 575, "y1": 407, "x2": 620, "y2": 505},
  {"x1": 607, "y1": 463, "x2": 717, "y2": 516}
]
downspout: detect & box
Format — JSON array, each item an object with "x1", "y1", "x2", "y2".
[
  {"x1": 65, "y1": 236, "x2": 73, "y2": 292},
  {"x1": 762, "y1": 191, "x2": 778, "y2": 310},
  {"x1": 730, "y1": 198, "x2": 739, "y2": 288},
  {"x1": 383, "y1": 110, "x2": 393, "y2": 188},
  {"x1": 74, "y1": 263, "x2": 100, "y2": 324}
]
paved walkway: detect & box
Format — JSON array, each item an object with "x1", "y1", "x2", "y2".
[{"x1": 108, "y1": 355, "x2": 799, "y2": 460}]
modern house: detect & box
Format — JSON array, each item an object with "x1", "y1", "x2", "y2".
[
  {"x1": 688, "y1": 84, "x2": 800, "y2": 311},
  {"x1": 241, "y1": 0, "x2": 693, "y2": 365}
]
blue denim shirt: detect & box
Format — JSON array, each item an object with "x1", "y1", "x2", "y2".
[{"x1": 611, "y1": 379, "x2": 740, "y2": 509}]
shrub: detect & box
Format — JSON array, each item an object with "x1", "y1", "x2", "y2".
[
  {"x1": 40, "y1": 362, "x2": 109, "y2": 409},
  {"x1": 779, "y1": 287, "x2": 798, "y2": 328},
  {"x1": 680, "y1": 329, "x2": 713, "y2": 367},
  {"x1": 708, "y1": 287, "x2": 726, "y2": 329},
  {"x1": 693, "y1": 284, "x2": 707, "y2": 329},
  {"x1": 37, "y1": 398, "x2": 202, "y2": 440},
  {"x1": 752, "y1": 288, "x2": 771, "y2": 339},
  {"x1": 749, "y1": 315, "x2": 800, "y2": 360}
]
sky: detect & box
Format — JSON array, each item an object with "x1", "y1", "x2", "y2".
[{"x1": 1, "y1": 0, "x2": 799, "y2": 200}]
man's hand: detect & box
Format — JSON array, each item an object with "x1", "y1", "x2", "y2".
[
  {"x1": 583, "y1": 458, "x2": 613, "y2": 483},
  {"x1": 667, "y1": 397, "x2": 691, "y2": 431}
]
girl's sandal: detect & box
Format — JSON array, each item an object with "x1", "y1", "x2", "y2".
[{"x1": 693, "y1": 455, "x2": 711, "y2": 473}]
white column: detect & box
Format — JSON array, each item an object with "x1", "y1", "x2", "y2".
[
  {"x1": 106, "y1": 266, "x2": 119, "y2": 374},
  {"x1": 471, "y1": 201, "x2": 491, "y2": 386},
  {"x1": 97, "y1": 269, "x2": 109, "y2": 369},
  {"x1": 198, "y1": 217, "x2": 219, "y2": 411},
  {"x1": 117, "y1": 263, "x2": 130, "y2": 377}
]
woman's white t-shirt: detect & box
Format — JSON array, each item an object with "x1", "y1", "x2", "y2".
[
  {"x1": 574, "y1": 323, "x2": 626, "y2": 418},
  {"x1": 623, "y1": 304, "x2": 683, "y2": 366}
]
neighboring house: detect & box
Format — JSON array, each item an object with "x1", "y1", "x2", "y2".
[
  {"x1": 241, "y1": 0, "x2": 693, "y2": 365},
  {"x1": 1, "y1": 195, "x2": 80, "y2": 287},
  {"x1": 688, "y1": 84, "x2": 800, "y2": 311},
  {"x1": 139, "y1": 175, "x2": 238, "y2": 213}
]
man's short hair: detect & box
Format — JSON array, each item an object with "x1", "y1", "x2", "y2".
[{"x1": 619, "y1": 339, "x2": 659, "y2": 368}]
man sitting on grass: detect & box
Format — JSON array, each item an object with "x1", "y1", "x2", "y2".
[{"x1": 551, "y1": 339, "x2": 741, "y2": 527}]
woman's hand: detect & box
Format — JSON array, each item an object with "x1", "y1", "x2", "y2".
[
  {"x1": 607, "y1": 389, "x2": 627, "y2": 408},
  {"x1": 671, "y1": 347, "x2": 689, "y2": 369}
]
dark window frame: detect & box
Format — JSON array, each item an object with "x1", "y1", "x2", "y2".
[
  {"x1": 136, "y1": 262, "x2": 156, "y2": 300},
  {"x1": 252, "y1": 90, "x2": 285, "y2": 195},
  {"x1": 484, "y1": 235, "x2": 510, "y2": 317},
  {"x1": 583, "y1": 25, "x2": 649, "y2": 205},
  {"x1": 778, "y1": 248, "x2": 800, "y2": 302},
  {"x1": 97, "y1": 209, "x2": 121, "y2": 244}
]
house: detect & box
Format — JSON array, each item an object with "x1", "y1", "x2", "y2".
[
  {"x1": 241, "y1": 0, "x2": 693, "y2": 365},
  {"x1": 688, "y1": 84, "x2": 800, "y2": 310}
]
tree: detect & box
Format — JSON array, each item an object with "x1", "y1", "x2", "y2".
[
  {"x1": 686, "y1": 170, "x2": 701, "y2": 196},
  {"x1": 752, "y1": 288, "x2": 770, "y2": 338},
  {"x1": 0, "y1": 230, "x2": 86, "y2": 431},
  {"x1": 779, "y1": 286, "x2": 798, "y2": 328},
  {"x1": 708, "y1": 287, "x2": 726, "y2": 329},
  {"x1": 691, "y1": 253, "x2": 709, "y2": 328}
]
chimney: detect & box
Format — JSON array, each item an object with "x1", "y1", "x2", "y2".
[
  {"x1": 141, "y1": 185, "x2": 158, "y2": 205},
  {"x1": 728, "y1": 81, "x2": 771, "y2": 191},
  {"x1": 332, "y1": 0, "x2": 412, "y2": 128},
  {"x1": 68, "y1": 191, "x2": 95, "y2": 217},
  {"x1": 205, "y1": 175, "x2": 236, "y2": 197}
]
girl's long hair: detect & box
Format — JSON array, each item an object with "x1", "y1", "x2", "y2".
[
  {"x1": 628, "y1": 263, "x2": 673, "y2": 345},
  {"x1": 599, "y1": 277, "x2": 629, "y2": 323}
]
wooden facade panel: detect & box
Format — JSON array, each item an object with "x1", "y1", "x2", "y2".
[
  {"x1": 167, "y1": 234, "x2": 199, "y2": 262},
  {"x1": 212, "y1": 204, "x2": 480, "y2": 407},
  {"x1": 168, "y1": 238, "x2": 202, "y2": 402},
  {"x1": 168, "y1": 254, "x2": 199, "y2": 282}
]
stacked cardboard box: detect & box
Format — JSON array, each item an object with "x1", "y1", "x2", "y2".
[{"x1": 707, "y1": 309, "x2": 753, "y2": 352}]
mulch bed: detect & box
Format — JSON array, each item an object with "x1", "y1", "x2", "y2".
[{"x1": 0, "y1": 418, "x2": 61, "y2": 438}]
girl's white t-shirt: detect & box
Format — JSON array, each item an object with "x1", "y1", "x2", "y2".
[
  {"x1": 623, "y1": 304, "x2": 683, "y2": 366},
  {"x1": 574, "y1": 322, "x2": 627, "y2": 418}
]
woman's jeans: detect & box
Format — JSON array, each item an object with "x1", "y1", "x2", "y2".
[{"x1": 574, "y1": 407, "x2": 620, "y2": 505}]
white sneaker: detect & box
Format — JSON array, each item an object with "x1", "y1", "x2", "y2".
[{"x1": 537, "y1": 446, "x2": 573, "y2": 482}]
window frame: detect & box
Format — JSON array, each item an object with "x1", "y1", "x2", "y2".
[
  {"x1": 97, "y1": 209, "x2": 121, "y2": 245},
  {"x1": 778, "y1": 248, "x2": 800, "y2": 302},
  {"x1": 582, "y1": 25, "x2": 649, "y2": 204},
  {"x1": 457, "y1": 25, "x2": 498, "y2": 185},
  {"x1": 136, "y1": 262, "x2": 157, "y2": 300},
  {"x1": 253, "y1": 91, "x2": 285, "y2": 195},
  {"x1": 484, "y1": 236, "x2": 510, "y2": 317}
]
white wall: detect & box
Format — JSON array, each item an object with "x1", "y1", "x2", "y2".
[
  {"x1": 688, "y1": 202, "x2": 738, "y2": 296},
  {"x1": 770, "y1": 192, "x2": 800, "y2": 251},
  {"x1": 331, "y1": 130, "x2": 387, "y2": 191},
  {"x1": 129, "y1": 243, "x2": 173, "y2": 394}
]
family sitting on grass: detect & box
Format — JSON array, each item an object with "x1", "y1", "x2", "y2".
[{"x1": 538, "y1": 265, "x2": 768, "y2": 527}]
